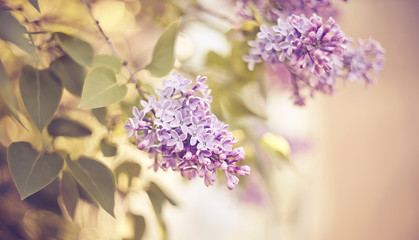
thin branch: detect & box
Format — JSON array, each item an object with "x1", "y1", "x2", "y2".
[{"x1": 81, "y1": 0, "x2": 137, "y2": 83}]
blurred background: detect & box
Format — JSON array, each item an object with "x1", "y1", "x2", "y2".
[{"x1": 1, "y1": 0, "x2": 419, "y2": 240}]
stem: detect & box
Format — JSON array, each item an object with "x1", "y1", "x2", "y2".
[{"x1": 81, "y1": 0, "x2": 135, "y2": 82}]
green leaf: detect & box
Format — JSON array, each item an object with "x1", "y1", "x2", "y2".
[
  {"x1": 206, "y1": 50, "x2": 226, "y2": 67},
  {"x1": 54, "y1": 32, "x2": 94, "y2": 66},
  {"x1": 114, "y1": 161, "x2": 141, "y2": 189},
  {"x1": 50, "y1": 55, "x2": 85, "y2": 96},
  {"x1": 100, "y1": 138, "x2": 117, "y2": 157},
  {"x1": 91, "y1": 55, "x2": 122, "y2": 73},
  {"x1": 0, "y1": 60, "x2": 24, "y2": 126},
  {"x1": 47, "y1": 117, "x2": 92, "y2": 138},
  {"x1": 132, "y1": 214, "x2": 146, "y2": 240},
  {"x1": 147, "y1": 182, "x2": 176, "y2": 216},
  {"x1": 92, "y1": 107, "x2": 107, "y2": 125},
  {"x1": 145, "y1": 21, "x2": 180, "y2": 77},
  {"x1": 7, "y1": 142, "x2": 64, "y2": 199},
  {"x1": 0, "y1": 10, "x2": 34, "y2": 54},
  {"x1": 19, "y1": 65, "x2": 63, "y2": 131},
  {"x1": 28, "y1": 0, "x2": 40, "y2": 12},
  {"x1": 60, "y1": 170, "x2": 79, "y2": 219},
  {"x1": 80, "y1": 67, "x2": 127, "y2": 109},
  {"x1": 65, "y1": 155, "x2": 115, "y2": 217}
]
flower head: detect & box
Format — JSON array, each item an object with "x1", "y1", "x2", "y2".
[{"x1": 126, "y1": 73, "x2": 250, "y2": 190}]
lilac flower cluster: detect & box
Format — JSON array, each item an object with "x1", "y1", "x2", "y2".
[
  {"x1": 234, "y1": 0, "x2": 342, "y2": 23},
  {"x1": 243, "y1": 14, "x2": 348, "y2": 105},
  {"x1": 342, "y1": 37, "x2": 385, "y2": 85},
  {"x1": 125, "y1": 73, "x2": 250, "y2": 190}
]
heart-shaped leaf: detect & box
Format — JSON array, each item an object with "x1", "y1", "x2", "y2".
[
  {"x1": 0, "y1": 10, "x2": 34, "y2": 54},
  {"x1": 54, "y1": 32, "x2": 94, "y2": 66},
  {"x1": 50, "y1": 55, "x2": 85, "y2": 96},
  {"x1": 47, "y1": 117, "x2": 91, "y2": 138},
  {"x1": 80, "y1": 67, "x2": 127, "y2": 109},
  {"x1": 145, "y1": 20, "x2": 179, "y2": 77},
  {"x1": 65, "y1": 155, "x2": 115, "y2": 217},
  {"x1": 28, "y1": 0, "x2": 40, "y2": 12},
  {"x1": 7, "y1": 142, "x2": 64, "y2": 199},
  {"x1": 19, "y1": 65, "x2": 63, "y2": 131},
  {"x1": 60, "y1": 170, "x2": 79, "y2": 219},
  {"x1": 91, "y1": 55, "x2": 123, "y2": 73}
]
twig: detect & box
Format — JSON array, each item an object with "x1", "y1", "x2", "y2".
[{"x1": 81, "y1": 0, "x2": 137, "y2": 83}]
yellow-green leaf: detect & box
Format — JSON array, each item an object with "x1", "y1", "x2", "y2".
[
  {"x1": 65, "y1": 155, "x2": 115, "y2": 217},
  {"x1": 145, "y1": 21, "x2": 180, "y2": 77},
  {"x1": 80, "y1": 67, "x2": 127, "y2": 109},
  {"x1": 7, "y1": 142, "x2": 64, "y2": 199},
  {"x1": 91, "y1": 55, "x2": 123, "y2": 73},
  {"x1": 19, "y1": 65, "x2": 63, "y2": 131},
  {"x1": 261, "y1": 132, "x2": 291, "y2": 159},
  {"x1": 50, "y1": 55, "x2": 85, "y2": 96},
  {"x1": 47, "y1": 117, "x2": 92, "y2": 138},
  {"x1": 54, "y1": 32, "x2": 94, "y2": 66}
]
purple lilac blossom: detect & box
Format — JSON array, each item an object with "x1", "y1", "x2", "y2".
[
  {"x1": 342, "y1": 37, "x2": 385, "y2": 85},
  {"x1": 125, "y1": 73, "x2": 250, "y2": 190},
  {"x1": 234, "y1": 0, "x2": 342, "y2": 23},
  {"x1": 244, "y1": 13, "x2": 349, "y2": 105}
]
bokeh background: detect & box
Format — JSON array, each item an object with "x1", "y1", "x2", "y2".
[{"x1": 1, "y1": 0, "x2": 418, "y2": 240}]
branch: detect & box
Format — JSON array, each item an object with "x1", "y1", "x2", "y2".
[{"x1": 81, "y1": 0, "x2": 137, "y2": 83}]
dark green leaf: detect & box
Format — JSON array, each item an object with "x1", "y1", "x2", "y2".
[
  {"x1": 50, "y1": 55, "x2": 85, "y2": 96},
  {"x1": 47, "y1": 117, "x2": 91, "y2": 137},
  {"x1": 100, "y1": 138, "x2": 117, "y2": 157},
  {"x1": 65, "y1": 155, "x2": 115, "y2": 217},
  {"x1": 91, "y1": 55, "x2": 123, "y2": 73},
  {"x1": 0, "y1": 60, "x2": 24, "y2": 126},
  {"x1": 7, "y1": 142, "x2": 64, "y2": 199},
  {"x1": 114, "y1": 161, "x2": 141, "y2": 189},
  {"x1": 28, "y1": 0, "x2": 40, "y2": 12},
  {"x1": 0, "y1": 10, "x2": 34, "y2": 54},
  {"x1": 92, "y1": 107, "x2": 107, "y2": 125},
  {"x1": 54, "y1": 32, "x2": 94, "y2": 66},
  {"x1": 147, "y1": 182, "x2": 176, "y2": 217},
  {"x1": 145, "y1": 21, "x2": 179, "y2": 77},
  {"x1": 60, "y1": 170, "x2": 79, "y2": 219},
  {"x1": 80, "y1": 67, "x2": 127, "y2": 109},
  {"x1": 19, "y1": 65, "x2": 63, "y2": 131},
  {"x1": 133, "y1": 214, "x2": 146, "y2": 240}
]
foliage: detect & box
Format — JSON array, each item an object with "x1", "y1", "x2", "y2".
[{"x1": 0, "y1": 0, "x2": 383, "y2": 239}]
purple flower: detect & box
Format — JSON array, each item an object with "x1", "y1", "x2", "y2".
[{"x1": 125, "y1": 73, "x2": 250, "y2": 190}]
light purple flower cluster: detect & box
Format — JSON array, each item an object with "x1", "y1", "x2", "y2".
[
  {"x1": 342, "y1": 37, "x2": 385, "y2": 85},
  {"x1": 243, "y1": 14, "x2": 348, "y2": 105},
  {"x1": 234, "y1": 0, "x2": 342, "y2": 22},
  {"x1": 125, "y1": 73, "x2": 250, "y2": 190}
]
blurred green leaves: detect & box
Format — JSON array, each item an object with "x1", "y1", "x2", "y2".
[
  {"x1": 145, "y1": 20, "x2": 179, "y2": 77},
  {"x1": 47, "y1": 117, "x2": 92, "y2": 138},
  {"x1": 80, "y1": 67, "x2": 127, "y2": 109},
  {"x1": 54, "y1": 32, "x2": 94, "y2": 66},
  {"x1": 0, "y1": 10, "x2": 34, "y2": 54},
  {"x1": 65, "y1": 156, "x2": 115, "y2": 217},
  {"x1": 50, "y1": 55, "x2": 85, "y2": 96},
  {"x1": 0, "y1": 60, "x2": 23, "y2": 126},
  {"x1": 100, "y1": 138, "x2": 117, "y2": 157},
  {"x1": 7, "y1": 142, "x2": 64, "y2": 199},
  {"x1": 19, "y1": 65, "x2": 63, "y2": 131}
]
